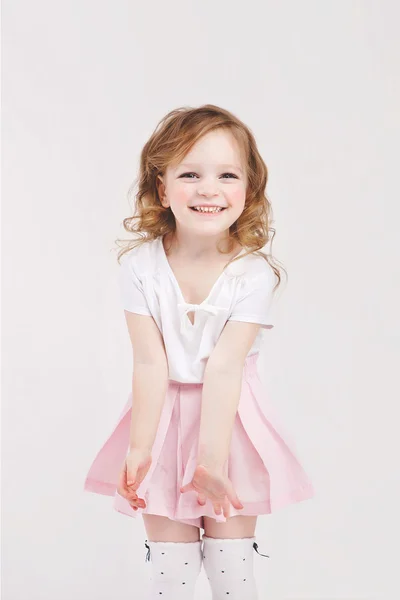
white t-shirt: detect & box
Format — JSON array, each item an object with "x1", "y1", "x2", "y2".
[{"x1": 119, "y1": 236, "x2": 275, "y2": 383}]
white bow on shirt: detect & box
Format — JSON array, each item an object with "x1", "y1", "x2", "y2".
[{"x1": 177, "y1": 302, "x2": 226, "y2": 335}]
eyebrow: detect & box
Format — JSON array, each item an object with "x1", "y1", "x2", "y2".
[{"x1": 177, "y1": 163, "x2": 243, "y2": 174}]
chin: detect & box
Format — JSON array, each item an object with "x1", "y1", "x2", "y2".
[{"x1": 184, "y1": 228, "x2": 223, "y2": 238}]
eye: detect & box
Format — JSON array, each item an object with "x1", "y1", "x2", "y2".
[
  {"x1": 179, "y1": 172, "x2": 238, "y2": 179},
  {"x1": 179, "y1": 172, "x2": 198, "y2": 178}
]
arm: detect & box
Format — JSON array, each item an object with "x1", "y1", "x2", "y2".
[
  {"x1": 197, "y1": 320, "x2": 261, "y2": 469},
  {"x1": 124, "y1": 310, "x2": 169, "y2": 452}
]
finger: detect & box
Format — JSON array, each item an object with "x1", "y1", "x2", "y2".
[
  {"x1": 129, "y1": 498, "x2": 146, "y2": 509},
  {"x1": 127, "y1": 472, "x2": 145, "y2": 493},
  {"x1": 126, "y1": 476, "x2": 139, "y2": 494},
  {"x1": 180, "y1": 482, "x2": 195, "y2": 494},
  {"x1": 120, "y1": 473, "x2": 139, "y2": 502},
  {"x1": 117, "y1": 462, "x2": 131, "y2": 497},
  {"x1": 126, "y1": 466, "x2": 139, "y2": 489},
  {"x1": 222, "y1": 499, "x2": 231, "y2": 520},
  {"x1": 120, "y1": 487, "x2": 138, "y2": 502},
  {"x1": 213, "y1": 502, "x2": 222, "y2": 516},
  {"x1": 127, "y1": 479, "x2": 140, "y2": 493},
  {"x1": 126, "y1": 464, "x2": 139, "y2": 488},
  {"x1": 131, "y1": 496, "x2": 145, "y2": 505},
  {"x1": 197, "y1": 493, "x2": 207, "y2": 506},
  {"x1": 128, "y1": 480, "x2": 140, "y2": 492}
]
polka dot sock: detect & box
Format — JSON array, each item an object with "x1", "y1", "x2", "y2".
[
  {"x1": 202, "y1": 535, "x2": 259, "y2": 599},
  {"x1": 145, "y1": 539, "x2": 203, "y2": 599}
]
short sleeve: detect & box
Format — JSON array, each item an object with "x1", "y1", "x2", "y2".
[
  {"x1": 118, "y1": 256, "x2": 152, "y2": 316},
  {"x1": 228, "y1": 264, "x2": 275, "y2": 329}
]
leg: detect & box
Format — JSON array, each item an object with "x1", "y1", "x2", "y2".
[
  {"x1": 202, "y1": 516, "x2": 259, "y2": 599},
  {"x1": 203, "y1": 515, "x2": 257, "y2": 539},
  {"x1": 143, "y1": 514, "x2": 201, "y2": 542},
  {"x1": 142, "y1": 515, "x2": 202, "y2": 599}
]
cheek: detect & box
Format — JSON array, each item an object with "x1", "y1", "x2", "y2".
[
  {"x1": 171, "y1": 186, "x2": 191, "y2": 206},
  {"x1": 228, "y1": 187, "x2": 246, "y2": 210}
]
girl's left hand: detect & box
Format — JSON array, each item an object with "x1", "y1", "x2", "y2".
[
  {"x1": 117, "y1": 448, "x2": 152, "y2": 511},
  {"x1": 180, "y1": 464, "x2": 244, "y2": 519}
]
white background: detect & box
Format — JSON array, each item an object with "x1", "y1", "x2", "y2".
[{"x1": 2, "y1": 1, "x2": 399, "y2": 599}]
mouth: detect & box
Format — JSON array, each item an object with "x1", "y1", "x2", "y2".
[{"x1": 189, "y1": 206, "x2": 227, "y2": 215}]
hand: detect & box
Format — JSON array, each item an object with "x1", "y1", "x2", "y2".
[
  {"x1": 180, "y1": 464, "x2": 244, "y2": 519},
  {"x1": 117, "y1": 448, "x2": 152, "y2": 511}
]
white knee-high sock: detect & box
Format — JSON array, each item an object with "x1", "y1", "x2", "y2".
[
  {"x1": 144, "y1": 539, "x2": 203, "y2": 599},
  {"x1": 202, "y1": 536, "x2": 259, "y2": 600}
]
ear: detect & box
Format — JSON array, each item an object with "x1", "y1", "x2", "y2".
[{"x1": 156, "y1": 175, "x2": 169, "y2": 208}]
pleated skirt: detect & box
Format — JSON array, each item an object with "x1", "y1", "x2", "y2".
[{"x1": 83, "y1": 353, "x2": 315, "y2": 528}]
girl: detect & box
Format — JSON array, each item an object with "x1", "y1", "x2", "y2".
[{"x1": 84, "y1": 104, "x2": 314, "y2": 599}]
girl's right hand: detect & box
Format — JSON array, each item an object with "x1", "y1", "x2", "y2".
[
  {"x1": 180, "y1": 463, "x2": 244, "y2": 519},
  {"x1": 117, "y1": 448, "x2": 152, "y2": 511}
]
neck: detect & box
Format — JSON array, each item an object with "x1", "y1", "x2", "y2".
[{"x1": 164, "y1": 230, "x2": 237, "y2": 261}]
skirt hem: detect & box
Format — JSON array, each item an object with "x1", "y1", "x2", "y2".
[{"x1": 110, "y1": 482, "x2": 315, "y2": 527}]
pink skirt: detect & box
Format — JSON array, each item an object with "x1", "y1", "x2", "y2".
[{"x1": 83, "y1": 353, "x2": 315, "y2": 528}]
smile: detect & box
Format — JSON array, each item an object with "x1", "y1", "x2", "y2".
[{"x1": 190, "y1": 206, "x2": 227, "y2": 213}]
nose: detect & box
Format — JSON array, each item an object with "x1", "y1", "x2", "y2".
[{"x1": 197, "y1": 180, "x2": 220, "y2": 197}]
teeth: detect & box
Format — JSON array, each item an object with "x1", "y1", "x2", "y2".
[{"x1": 192, "y1": 206, "x2": 223, "y2": 213}]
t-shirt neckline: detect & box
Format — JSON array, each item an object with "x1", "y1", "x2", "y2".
[{"x1": 158, "y1": 235, "x2": 245, "y2": 307}]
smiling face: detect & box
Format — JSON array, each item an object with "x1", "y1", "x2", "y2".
[{"x1": 157, "y1": 128, "x2": 248, "y2": 238}]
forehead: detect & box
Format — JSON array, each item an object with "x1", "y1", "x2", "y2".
[
  {"x1": 172, "y1": 129, "x2": 246, "y2": 171},
  {"x1": 177, "y1": 162, "x2": 244, "y2": 174}
]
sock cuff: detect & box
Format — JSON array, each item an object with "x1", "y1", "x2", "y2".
[
  {"x1": 146, "y1": 539, "x2": 202, "y2": 546},
  {"x1": 202, "y1": 536, "x2": 256, "y2": 543}
]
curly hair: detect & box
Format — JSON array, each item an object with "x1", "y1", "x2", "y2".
[{"x1": 115, "y1": 104, "x2": 286, "y2": 292}]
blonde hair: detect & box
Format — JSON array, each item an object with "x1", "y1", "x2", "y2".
[{"x1": 116, "y1": 104, "x2": 286, "y2": 291}]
